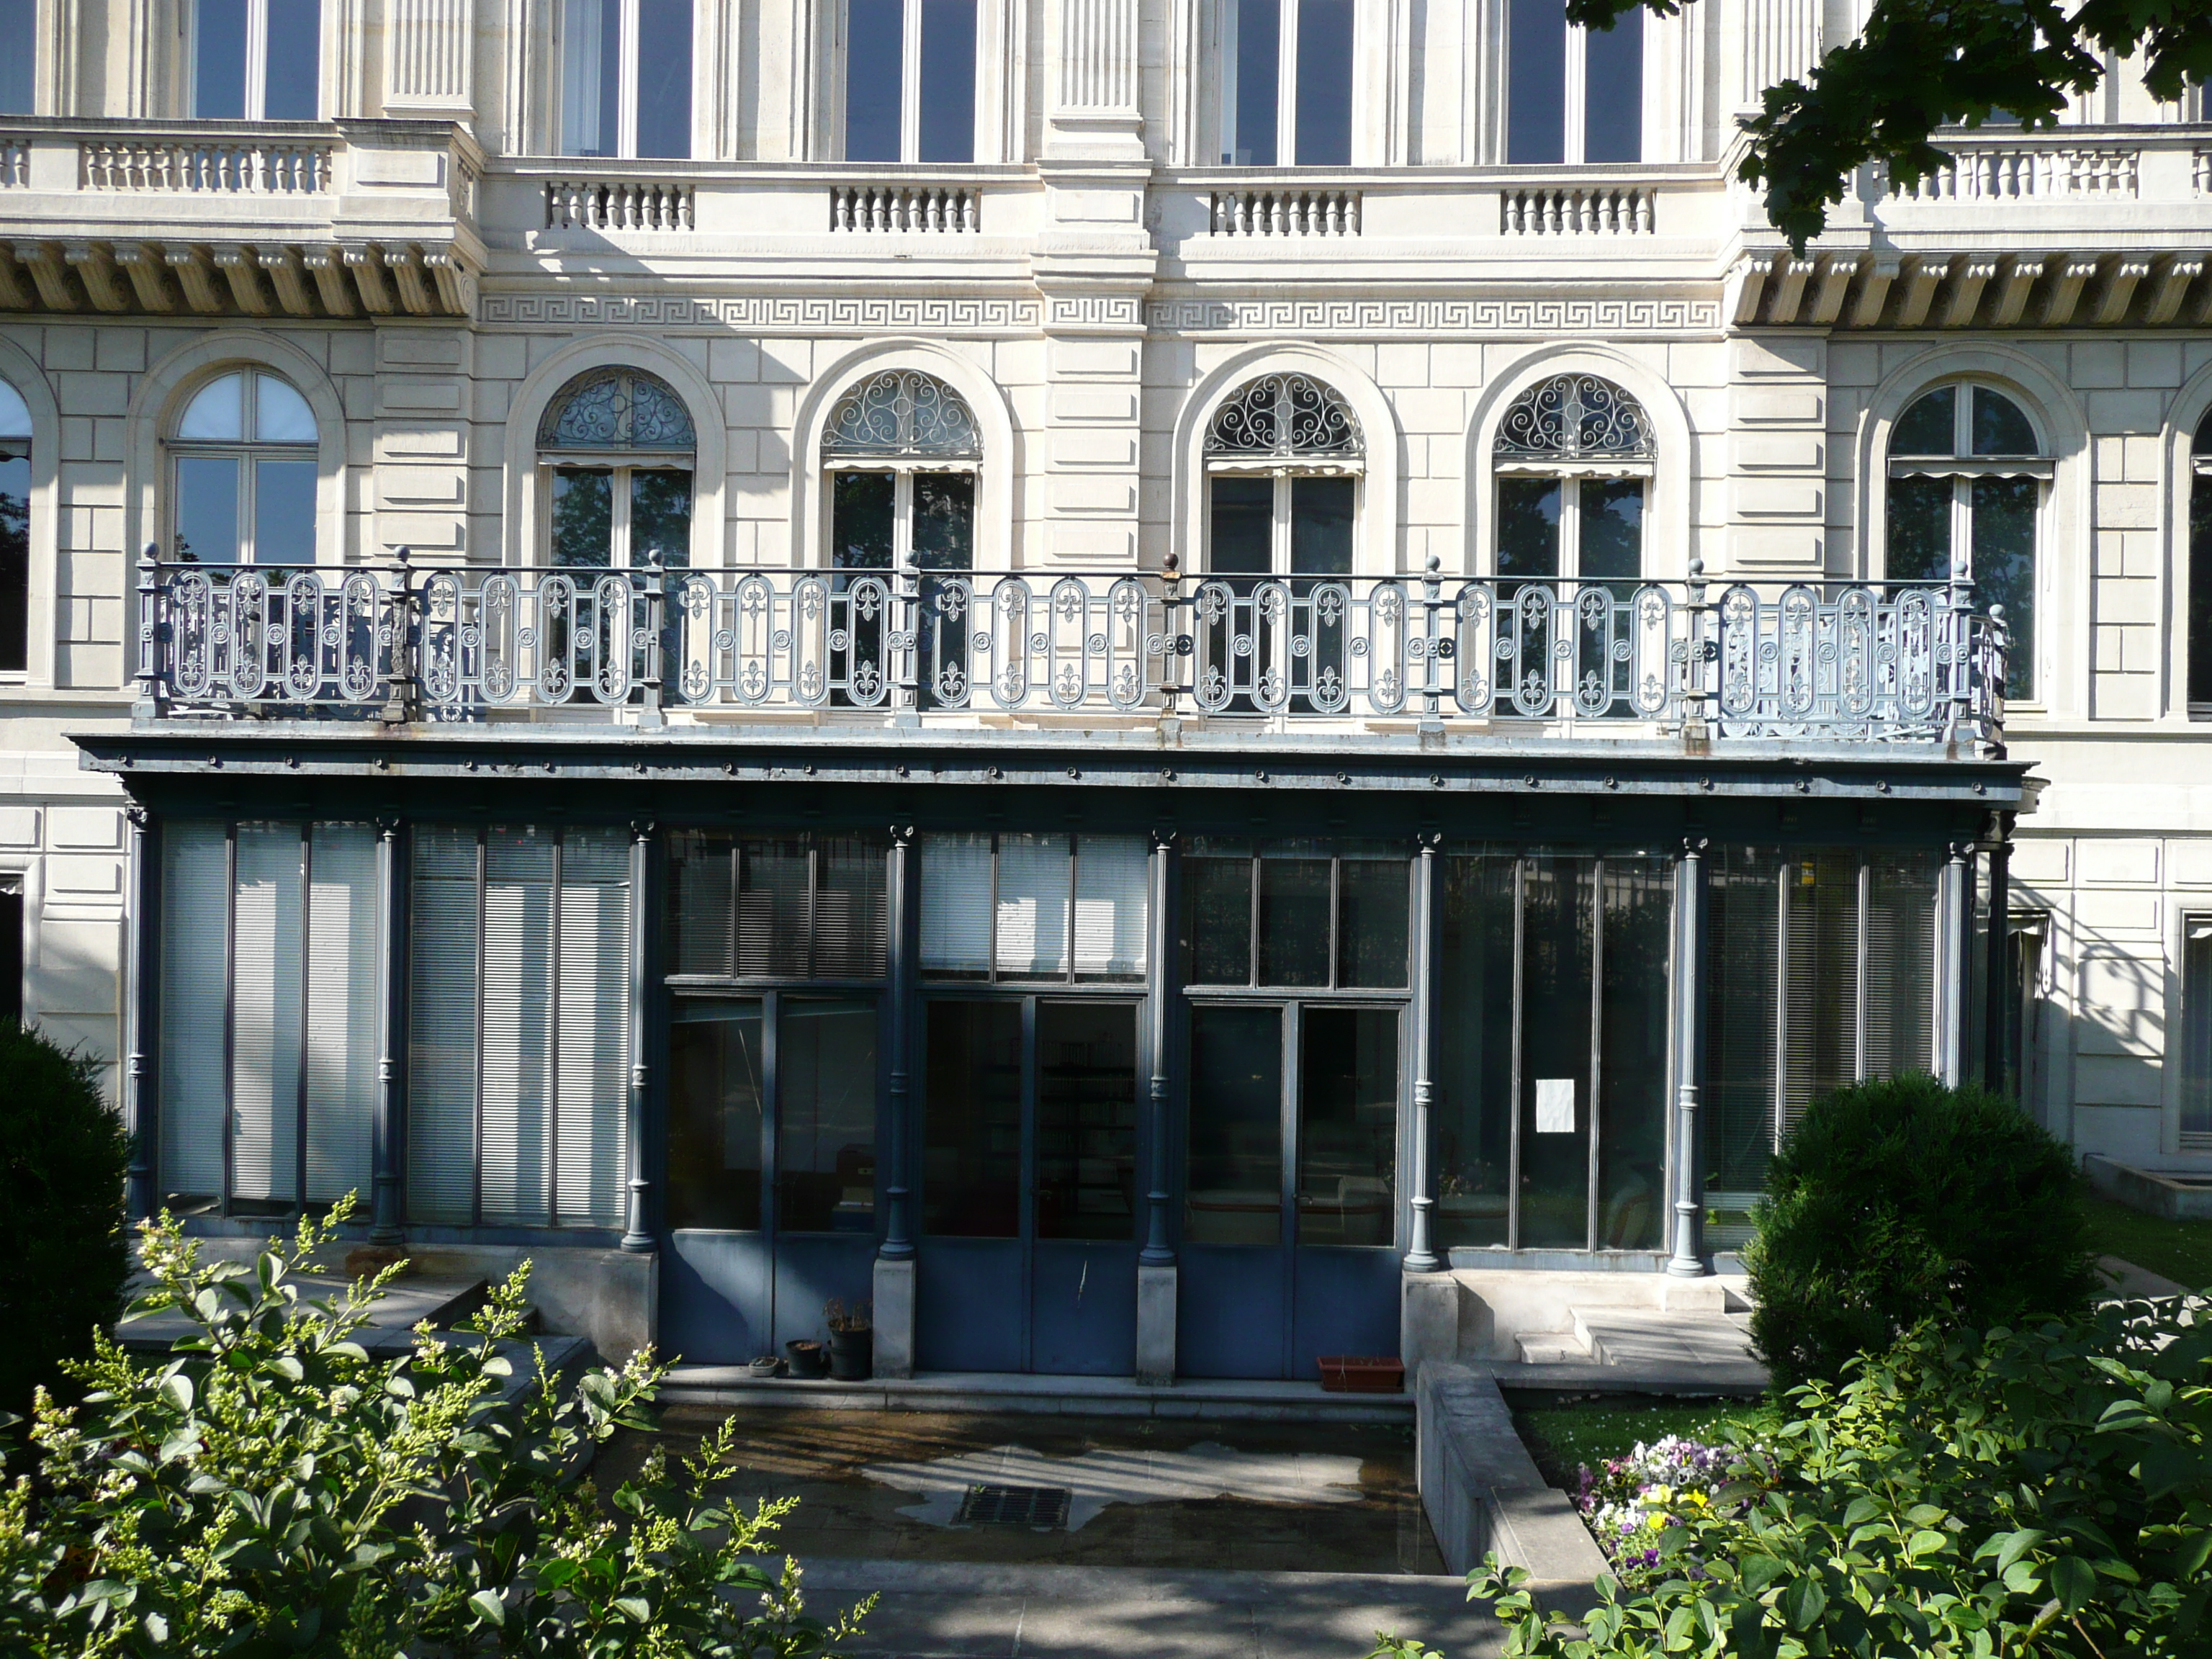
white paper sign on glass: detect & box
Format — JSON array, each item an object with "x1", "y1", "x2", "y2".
[{"x1": 1534, "y1": 1077, "x2": 1576, "y2": 1134}]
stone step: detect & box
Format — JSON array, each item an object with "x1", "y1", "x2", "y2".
[{"x1": 1513, "y1": 1335, "x2": 1591, "y2": 1364}]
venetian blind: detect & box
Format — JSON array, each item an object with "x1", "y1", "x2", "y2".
[
  {"x1": 1781, "y1": 853, "x2": 1859, "y2": 1141},
  {"x1": 920, "y1": 832, "x2": 992, "y2": 976},
  {"x1": 480, "y1": 830, "x2": 557, "y2": 1226},
  {"x1": 305, "y1": 824, "x2": 378, "y2": 1205},
  {"x1": 1073, "y1": 836, "x2": 1148, "y2": 979},
  {"x1": 737, "y1": 837, "x2": 809, "y2": 978},
  {"x1": 995, "y1": 833, "x2": 1071, "y2": 977},
  {"x1": 814, "y1": 836, "x2": 889, "y2": 979},
  {"x1": 555, "y1": 830, "x2": 630, "y2": 1228},
  {"x1": 1865, "y1": 852, "x2": 1938, "y2": 1079},
  {"x1": 159, "y1": 822, "x2": 230, "y2": 1202},
  {"x1": 406, "y1": 826, "x2": 480, "y2": 1224},
  {"x1": 1701, "y1": 848, "x2": 1779, "y2": 1195},
  {"x1": 230, "y1": 824, "x2": 305, "y2": 1206}
]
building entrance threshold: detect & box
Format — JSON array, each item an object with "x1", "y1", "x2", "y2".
[{"x1": 657, "y1": 1367, "x2": 1414, "y2": 1421}]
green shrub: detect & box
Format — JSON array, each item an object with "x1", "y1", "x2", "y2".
[
  {"x1": 1745, "y1": 1071, "x2": 2095, "y2": 1393},
  {"x1": 1382, "y1": 1290, "x2": 2212, "y2": 1659},
  {"x1": 0, "y1": 1201, "x2": 871, "y2": 1658},
  {"x1": 0, "y1": 1022, "x2": 130, "y2": 1416}
]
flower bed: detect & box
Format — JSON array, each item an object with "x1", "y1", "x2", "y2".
[{"x1": 1573, "y1": 1436, "x2": 1745, "y2": 1585}]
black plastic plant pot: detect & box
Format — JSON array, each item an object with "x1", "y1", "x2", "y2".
[
  {"x1": 827, "y1": 1326, "x2": 873, "y2": 1381},
  {"x1": 786, "y1": 1339, "x2": 830, "y2": 1380}
]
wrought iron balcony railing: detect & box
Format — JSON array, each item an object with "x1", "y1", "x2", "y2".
[{"x1": 133, "y1": 551, "x2": 2006, "y2": 747}]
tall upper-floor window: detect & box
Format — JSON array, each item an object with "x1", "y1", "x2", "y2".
[
  {"x1": 1506, "y1": 0, "x2": 1640, "y2": 163},
  {"x1": 844, "y1": 0, "x2": 976, "y2": 163},
  {"x1": 559, "y1": 0, "x2": 693, "y2": 158},
  {"x1": 170, "y1": 369, "x2": 318, "y2": 565},
  {"x1": 0, "y1": 0, "x2": 35, "y2": 114},
  {"x1": 0, "y1": 379, "x2": 27, "y2": 675},
  {"x1": 1492, "y1": 374, "x2": 1653, "y2": 582},
  {"x1": 1220, "y1": 0, "x2": 1353, "y2": 165},
  {"x1": 2189, "y1": 412, "x2": 2212, "y2": 715},
  {"x1": 1886, "y1": 382, "x2": 2046, "y2": 695},
  {"x1": 188, "y1": 0, "x2": 320, "y2": 121},
  {"x1": 539, "y1": 367, "x2": 696, "y2": 568},
  {"x1": 825, "y1": 370, "x2": 981, "y2": 572},
  {"x1": 1204, "y1": 373, "x2": 1362, "y2": 575}
]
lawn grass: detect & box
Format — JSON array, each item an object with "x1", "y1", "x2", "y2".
[
  {"x1": 1504, "y1": 1392, "x2": 1777, "y2": 1491},
  {"x1": 2081, "y1": 1192, "x2": 2212, "y2": 1291}
]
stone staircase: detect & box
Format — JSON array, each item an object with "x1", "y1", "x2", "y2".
[{"x1": 1503, "y1": 1305, "x2": 1766, "y2": 1390}]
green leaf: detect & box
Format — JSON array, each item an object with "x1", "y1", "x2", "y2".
[
  {"x1": 2049, "y1": 1556, "x2": 2095, "y2": 1614},
  {"x1": 158, "y1": 1371, "x2": 193, "y2": 1413},
  {"x1": 613, "y1": 1596, "x2": 653, "y2": 1623},
  {"x1": 468, "y1": 1590, "x2": 507, "y2": 1628},
  {"x1": 1780, "y1": 1576, "x2": 1828, "y2": 1631},
  {"x1": 536, "y1": 1560, "x2": 582, "y2": 1590}
]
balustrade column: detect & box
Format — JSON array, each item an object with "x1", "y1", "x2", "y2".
[
  {"x1": 1667, "y1": 836, "x2": 1710, "y2": 1278},
  {"x1": 875, "y1": 824, "x2": 920, "y2": 1379},
  {"x1": 369, "y1": 818, "x2": 406, "y2": 1244},
  {"x1": 620, "y1": 821, "x2": 656, "y2": 1251},
  {"x1": 121, "y1": 805, "x2": 160, "y2": 1220},
  {"x1": 1404, "y1": 832, "x2": 1443, "y2": 1273}
]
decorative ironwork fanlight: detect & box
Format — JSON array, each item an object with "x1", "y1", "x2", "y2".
[
  {"x1": 1205, "y1": 372, "x2": 1364, "y2": 465},
  {"x1": 537, "y1": 367, "x2": 696, "y2": 451},
  {"x1": 822, "y1": 370, "x2": 982, "y2": 461},
  {"x1": 1493, "y1": 374, "x2": 1654, "y2": 463}
]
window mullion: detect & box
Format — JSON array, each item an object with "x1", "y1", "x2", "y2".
[
  {"x1": 1563, "y1": 24, "x2": 1586, "y2": 166},
  {"x1": 902, "y1": 0, "x2": 924, "y2": 162},
  {"x1": 1951, "y1": 477, "x2": 1973, "y2": 583},
  {"x1": 1273, "y1": 472, "x2": 1292, "y2": 574},
  {"x1": 238, "y1": 446, "x2": 256, "y2": 565},
  {"x1": 1560, "y1": 476, "x2": 1581, "y2": 581},
  {"x1": 619, "y1": 0, "x2": 642, "y2": 157},
  {"x1": 612, "y1": 465, "x2": 634, "y2": 568},
  {"x1": 1277, "y1": 0, "x2": 1298, "y2": 165},
  {"x1": 244, "y1": 0, "x2": 269, "y2": 122},
  {"x1": 894, "y1": 472, "x2": 914, "y2": 566}
]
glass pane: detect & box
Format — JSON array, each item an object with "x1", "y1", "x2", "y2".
[
  {"x1": 1506, "y1": 0, "x2": 1565, "y2": 163},
  {"x1": 193, "y1": 0, "x2": 249, "y2": 118},
  {"x1": 1036, "y1": 1002, "x2": 1138, "y2": 1241},
  {"x1": 815, "y1": 835, "x2": 889, "y2": 979},
  {"x1": 667, "y1": 830, "x2": 734, "y2": 976},
  {"x1": 920, "y1": 832, "x2": 994, "y2": 978},
  {"x1": 1258, "y1": 851, "x2": 1331, "y2": 986},
  {"x1": 845, "y1": 0, "x2": 904, "y2": 162},
  {"x1": 253, "y1": 459, "x2": 317, "y2": 566},
  {"x1": 918, "y1": 0, "x2": 977, "y2": 163},
  {"x1": 0, "y1": 451, "x2": 27, "y2": 674},
  {"x1": 1972, "y1": 387, "x2": 2037, "y2": 457},
  {"x1": 1892, "y1": 387, "x2": 1956, "y2": 457},
  {"x1": 1704, "y1": 845, "x2": 1778, "y2": 1204},
  {"x1": 1210, "y1": 476, "x2": 1274, "y2": 574},
  {"x1": 1865, "y1": 852, "x2": 1936, "y2": 1078},
  {"x1": 1297, "y1": 1008, "x2": 1396, "y2": 1247},
  {"x1": 1293, "y1": 0, "x2": 1353, "y2": 165},
  {"x1": 630, "y1": 469, "x2": 693, "y2": 568},
  {"x1": 1182, "y1": 854, "x2": 1254, "y2": 985},
  {"x1": 263, "y1": 0, "x2": 321, "y2": 119},
  {"x1": 254, "y1": 374, "x2": 317, "y2": 444},
  {"x1": 1228, "y1": 0, "x2": 1280, "y2": 165},
  {"x1": 1337, "y1": 855, "x2": 1408, "y2": 989},
  {"x1": 1073, "y1": 836, "x2": 1149, "y2": 981},
  {"x1": 996, "y1": 832, "x2": 1072, "y2": 979},
  {"x1": 179, "y1": 373, "x2": 245, "y2": 442},
  {"x1": 1290, "y1": 476, "x2": 1353, "y2": 575},
  {"x1": 174, "y1": 456, "x2": 240, "y2": 564},
  {"x1": 2184, "y1": 929, "x2": 2212, "y2": 1139},
  {"x1": 1972, "y1": 476, "x2": 2037, "y2": 691},
  {"x1": 778, "y1": 997, "x2": 878, "y2": 1232},
  {"x1": 1519, "y1": 855, "x2": 1593, "y2": 1249},
  {"x1": 1884, "y1": 475, "x2": 1951, "y2": 584},
  {"x1": 832, "y1": 470, "x2": 896, "y2": 568},
  {"x1": 736, "y1": 837, "x2": 810, "y2": 977},
  {"x1": 0, "y1": 380, "x2": 27, "y2": 438},
  {"x1": 0, "y1": 0, "x2": 32, "y2": 114},
  {"x1": 1580, "y1": 480, "x2": 1643, "y2": 582},
  {"x1": 922, "y1": 998, "x2": 1022, "y2": 1237},
  {"x1": 2192, "y1": 475, "x2": 2212, "y2": 707},
  {"x1": 635, "y1": 0, "x2": 695, "y2": 158},
  {"x1": 559, "y1": 0, "x2": 622, "y2": 156},
  {"x1": 1783, "y1": 852, "x2": 1858, "y2": 1141},
  {"x1": 551, "y1": 467, "x2": 614, "y2": 567},
  {"x1": 1582, "y1": 14, "x2": 1642, "y2": 163},
  {"x1": 1186, "y1": 1004, "x2": 1282, "y2": 1244},
  {"x1": 913, "y1": 471, "x2": 974, "y2": 570},
  {"x1": 667, "y1": 999, "x2": 765, "y2": 1230},
  {"x1": 1437, "y1": 855, "x2": 1514, "y2": 1247},
  {"x1": 1496, "y1": 477, "x2": 1560, "y2": 577},
  {"x1": 1598, "y1": 860, "x2": 1669, "y2": 1250}
]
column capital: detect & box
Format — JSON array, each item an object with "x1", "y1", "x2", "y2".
[{"x1": 890, "y1": 822, "x2": 917, "y2": 847}]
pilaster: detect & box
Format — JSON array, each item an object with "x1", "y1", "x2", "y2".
[
  {"x1": 1727, "y1": 334, "x2": 1828, "y2": 575},
  {"x1": 382, "y1": 0, "x2": 477, "y2": 117}
]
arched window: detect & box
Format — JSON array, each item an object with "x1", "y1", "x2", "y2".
[
  {"x1": 1203, "y1": 372, "x2": 1362, "y2": 575},
  {"x1": 1885, "y1": 382, "x2": 2046, "y2": 691},
  {"x1": 1491, "y1": 373, "x2": 1653, "y2": 581},
  {"x1": 2189, "y1": 410, "x2": 2212, "y2": 715},
  {"x1": 0, "y1": 379, "x2": 27, "y2": 675},
  {"x1": 169, "y1": 368, "x2": 318, "y2": 565},
  {"x1": 823, "y1": 369, "x2": 981, "y2": 572},
  {"x1": 536, "y1": 367, "x2": 696, "y2": 568}
]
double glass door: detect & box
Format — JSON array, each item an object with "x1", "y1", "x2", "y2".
[
  {"x1": 1179, "y1": 1002, "x2": 1403, "y2": 1378},
  {"x1": 660, "y1": 994, "x2": 881, "y2": 1364},
  {"x1": 916, "y1": 996, "x2": 1143, "y2": 1374}
]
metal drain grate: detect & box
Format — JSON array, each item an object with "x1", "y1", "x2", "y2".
[{"x1": 955, "y1": 1483, "x2": 1072, "y2": 1529}]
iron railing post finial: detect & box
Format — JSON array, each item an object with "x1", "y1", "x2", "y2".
[
  {"x1": 133, "y1": 542, "x2": 163, "y2": 723},
  {"x1": 896, "y1": 549, "x2": 921, "y2": 717},
  {"x1": 1681, "y1": 555, "x2": 1710, "y2": 741},
  {"x1": 637, "y1": 544, "x2": 664, "y2": 729},
  {"x1": 1160, "y1": 550, "x2": 1183, "y2": 721},
  {"x1": 1987, "y1": 603, "x2": 2008, "y2": 751},
  {"x1": 380, "y1": 544, "x2": 413, "y2": 725},
  {"x1": 1420, "y1": 552, "x2": 1444, "y2": 729},
  {"x1": 1946, "y1": 546, "x2": 1974, "y2": 752}
]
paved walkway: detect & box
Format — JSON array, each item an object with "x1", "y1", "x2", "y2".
[{"x1": 802, "y1": 1560, "x2": 1504, "y2": 1659}]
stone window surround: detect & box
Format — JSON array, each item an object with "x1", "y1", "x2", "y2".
[
  {"x1": 0, "y1": 334, "x2": 58, "y2": 694},
  {"x1": 814, "y1": 0, "x2": 1022, "y2": 164},
  {"x1": 2164, "y1": 360, "x2": 2212, "y2": 728}
]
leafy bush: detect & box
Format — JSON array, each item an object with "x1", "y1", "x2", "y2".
[
  {"x1": 1380, "y1": 1292, "x2": 2211, "y2": 1659},
  {"x1": 0, "y1": 1021, "x2": 131, "y2": 1415},
  {"x1": 0, "y1": 1201, "x2": 871, "y2": 1658},
  {"x1": 1745, "y1": 1072, "x2": 2095, "y2": 1393}
]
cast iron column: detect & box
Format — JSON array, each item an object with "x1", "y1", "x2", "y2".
[
  {"x1": 619, "y1": 820, "x2": 655, "y2": 1251},
  {"x1": 882, "y1": 824, "x2": 917, "y2": 1257},
  {"x1": 1666, "y1": 835, "x2": 1710, "y2": 1278},
  {"x1": 1403, "y1": 832, "x2": 1442, "y2": 1272},
  {"x1": 121, "y1": 804, "x2": 159, "y2": 1220},
  {"x1": 1938, "y1": 838, "x2": 1974, "y2": 1087},
  {"x1": 1141, "y1": 829, "x2": 1177, "y2": 1266},
  {"x1": 369, "y1": 817, "x2": 405, "y2": 1242},
  {"x1": 1982, "y1": 816, "x2": 2013, "y2": 1089}
]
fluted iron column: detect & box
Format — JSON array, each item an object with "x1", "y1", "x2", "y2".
[
  {"x1": 369, "y1": 817, "x2": 406, "y2": 1243},
  {"x1": 1404, "y1": 832, "x2": 1443, "y2": 1272},
  {"x1": 121, "y1": 804, "x2": 159, "y2": 1220},
  {"x1": 620, "y1": 820, "x2": 655, "y2": 1251},
  {"x1": 1667, "y1": 836, "x2": 1710, "y2": 1278}
]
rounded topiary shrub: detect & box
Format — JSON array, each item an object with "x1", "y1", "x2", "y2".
[
  {"x1": 1745, "y1": 1071, "x2": 2096, "y2": 1393},
  {"x1": 0, "y1": 1022, "x2": 131, "y2": 1414}
]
